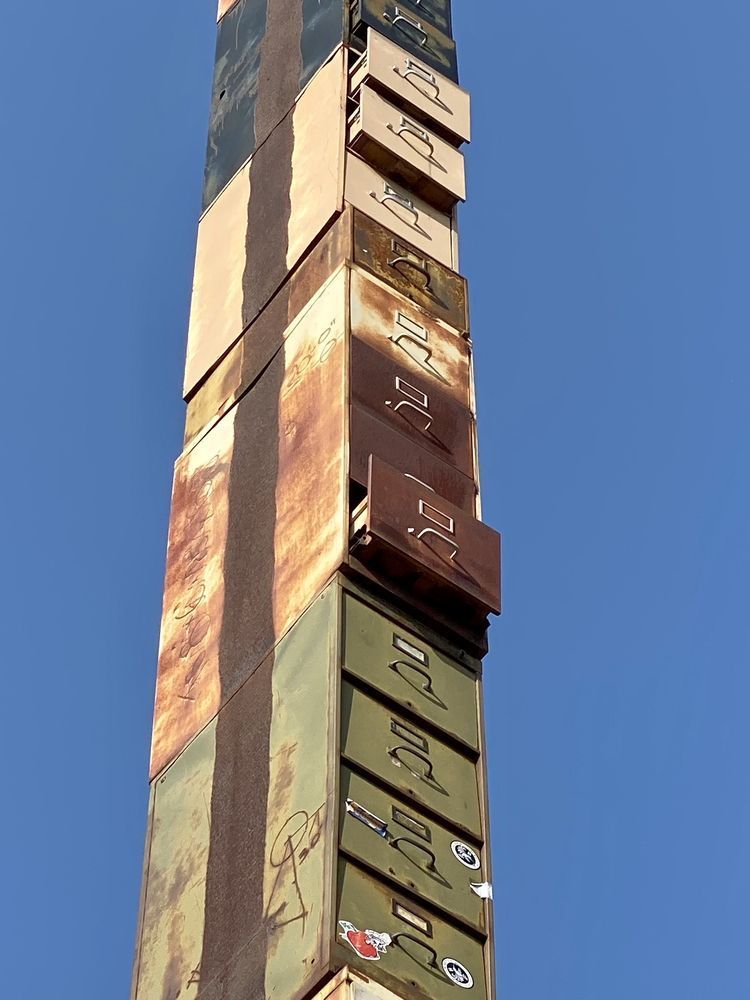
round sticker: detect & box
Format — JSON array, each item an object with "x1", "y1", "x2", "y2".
[
  {"x1": 442, "y1": 958, "x2": 474, "y2": 989},
  {"x1": 450, "y1": 840, "x2": 481, "y2": 870}
]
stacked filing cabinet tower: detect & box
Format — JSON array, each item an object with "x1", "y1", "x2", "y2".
[{"x1": 131, "y1": 3, "x2": 501, "y2": 1000}]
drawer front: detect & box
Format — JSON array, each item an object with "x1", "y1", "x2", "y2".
[
  {"x1": 336, "y1": 859, "x2": 488, "y2": 999},
  {"x1": 341, "y1": 681, "x2": 482, "y2": 838},
  {"x1": 363, "y1": 456, "x2": 501, "y2": 617},
  {"x1": 392, "y1": 0, "x2": 452, "y2": 36},
  {"x1": 350, "y1": 268, "x2": 471, "y2": 407},
  {"x1": 352, "y1": 337, "x2": 475, "y2": 477},
  {"x1": 342, "y1": 591, "x2": 479, "y2": 749},
  {"x1": 353, "y1": 0, "x2": 458, "y2": 83},
  {"x1": 350, "y1": 86, "x2": 465, "y2": 211},
  {"x1": 340, "y1": 767, "x2": 487, "y2": 932},
  {"x1": 345, "y1": 154, "x2": 454, "y2": 269},
  {"x1": 352, "y1": 30, "x2": 470, "y2": 145},
  {"x1": 352, "y1": 210, "x2": 468, "y2": 333},
  {"x1": 351, "y1": 406, "x2": 476, "y2": 512},
  {"x1": 203, "y1": 0, "x2": 345, "y2": 210}
]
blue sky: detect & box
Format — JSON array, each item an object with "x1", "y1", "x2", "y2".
[{"x1": 1, "y1": 0, "x2": 749, "y2": 997}]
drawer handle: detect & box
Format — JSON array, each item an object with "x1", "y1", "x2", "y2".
[
  {"x1": 388, "y1": 116, "x2": 436, "y2": 159},
  {"x1": 388, "y1": 744, "x2": 435, "y2": 780},
  {"x1": 370, "y1": 184, "x2": 421, "y2": 228},
  {"x1": 386, "y1": 8, "x2": 429, "y2": 47},
  {"x1": 399, "y1": 58, "x2": 442, "y2": 102},
  {"x1": 388, "y1": 399, "x2": 433, "y2": 431},
  {"x1": 391, "y1": 933, "x2": 440, "y2": 968},
  {"x1": 390, "y1": 836, "x2": 438, "y2": 871},
  {"x1": 408, "y1": 526, "x2": 460, "y2": 560},
  {"x1": 389, "y1": 658, "x2": 434, "y2": 692},
  {"x1": 388, "y1": 252, "x2": 432, "y2": 291}
]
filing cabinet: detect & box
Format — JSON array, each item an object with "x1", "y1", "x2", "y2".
[
  {"x1": 340, "y1": 680, "x2": 483, "y2": 838},
  {"x1": 349, "y1": 85, "x2": 466, "y2": 211},
  {"x1": 203, "y1": 0, "x2": 345, "y2": 209},
  {"x1": 345, "y1": 153, "x2": 456, "y2": 269},
  {"x1": 341, "y1": 590, "x2": 480, "y2": 750},
  {"x1": 349, "y1": 30, "x2": 471, "y2": 146},
  {"x1": 350, "y1": 0, "x2": 459, "y2": 83}
]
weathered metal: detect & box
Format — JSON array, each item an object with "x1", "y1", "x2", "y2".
[
  {"x1": 349, "y1": 85, "x2": 466, "y2": 212},
  {"x1": 204, "y1": 0, "x2": 346, "y2": 209},
  {"x1": 341, "y1": 589, "x2": 481, "y2": 750},
  {"x1": 339, "y1": 766, "x2": 487, "y2": 932},
  {"x1": 185, "y1": 49, "x2": 346, "y2": 399},
  {"x1": 335, "y1": 860, "x2": 488, "y2": 1000},
  {"x1": 350, "y1": 0, "x2": 459, "y2": 83},
  {"x1": 349, "y1": 30, "x2": 471, "y2": 146},
  {"x1": 355, "y1": 455, "x2": 502, "y2": 628},
  {"x1": 152, "y1": 274, "x2": 347, "y2": 779},
  {"x1": 345, "y1": 153, "x2": 455, "y2": 270},
  {"x1": 340, "y1": 680, "x2": 483, "y2": 838},
  {"x1": 351, "y1": 335, "x2": 475, "y2": 477},
  {"x1": 389, "y1": 0, "x2": 453, "y2": 37}
]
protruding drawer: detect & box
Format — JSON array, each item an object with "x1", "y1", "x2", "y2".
[
  {"x1": 351, "y1": 0, "x2": 458, "y2": 83},
  {"x1": 340, "y1": 681, "x2": 482, "y2": 838},
  {"x1": 345, "y1": 153, "x2": 455, "y2": 269},
  {"x1": 351, "y1": 269, "x2": 470, "y2": 406},
  {"x1": 352, "y1": 210, "x2": 468, "y2": 333},
  {"x1": 342, "y1": 591, "x2": 480, "y2": 749},
  {"x1": 349, "y1": 86, "x2": 465, "y2": 211},
  {"x1": 336, "y1": 859, "x2": 488, "y2": 998},
  {"x1": 350, "y1": 30, "x2": 470, "y2": 145}
]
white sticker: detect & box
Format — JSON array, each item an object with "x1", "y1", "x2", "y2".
[
  {"x1": 442, "y1": 958, "x2": 474, "y2": 989},
  {"x1": 339, "y1": 921, "x2": 391, "y2": 961},
  {"x1": 451, "y1": 840, "x2": 481, "y2": 870},
  {"x1": 470, "y1": 881, "x2": 493, "y2": 900}
]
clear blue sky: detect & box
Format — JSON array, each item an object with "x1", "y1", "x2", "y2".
[{"x1": 1, "y1": 0, "x2": 748, "y2": 997}]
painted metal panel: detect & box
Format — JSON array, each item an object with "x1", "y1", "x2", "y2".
[
  {"x1": 151, "y1": 273, "x2": 347, "y2": 778},
  {"x1": 340, "y1": 681, "x2": 482, "y2": 838},
  {"x1": 350, "y1": 405, "x2": 476, "y2": 512},
  {"x1": 204, "y1": 0, "x2": 345, "y2": 209},
  {"x1": 134, "y1": 588, "x2": 338, "y2": 1000},
  {"x1": 350, "y1": 268, "x2": 471, "y2": 407},
  {"x1": 345, "y1": 153, "x2": 454, "y2": 270},
  {"x1": 351, "y1": 0, "x2": 458, "y2": 83},
  {"x1": 350, "y1": 30, "x2": 470, "y2": 145},
  {"x1": 339, "y1": 767, "x2": 487, "y2": 932},
  {"x1": 358, "y1": 455, "x2": 501, "y2": 622},
  {"x1": 352, "y1": 336, "x2": 475, "y2": 477},
  {"x1": 388, "y1": 0, "x2": 452, "y2": 36},
  {"x1": 336, "y1": 860, "x2": 488, "y2": 1000},
  {"x1": 349, "y1": 86, "x2": 465, "y2": 212},
  {"x1": 352, "y1": 209, "x2": 468, "y2": 334},
  {"x1": 185, "y1": 50, "x2": 346, "y2": 400},
  {"x1": 341, "y1": 590, "x2": 480, "y2": 750}
]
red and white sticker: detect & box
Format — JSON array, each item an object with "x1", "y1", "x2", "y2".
[{"x1": 338, "y1": 920, "x2": 392, "y2": 961}]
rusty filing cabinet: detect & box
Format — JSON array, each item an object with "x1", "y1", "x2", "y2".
[
  {"x1": 349, "y1": 85, "x2": 466, "y2": 211},
  {"x1": 350, "y1": 0, "x2": 458, "y2": 83},
  {"x1": 203, "y1": 0, "x2": 345, "y2": 209},
  {"x1": 349, "y1": 29, "x2": 471, "y2": 146}
]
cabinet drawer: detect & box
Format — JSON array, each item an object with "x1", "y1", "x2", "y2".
[
  {"x1": 341, "y1": 681, "x2": 482, "y2": 838},
  {"x1": 349, "y1": 86, "x2": 465, "y2": 212},
  {"x1": 342, "y1": 591, "x2": 479, "y2": 749},
  {"x1": 345, "y1": 153, "x2": 455, "y2": 269},
  {"x1": 351, "y1": 0, "x2": 458, "y2": 83},
  {"x1": 336, "y1": 859, "x2": 488, "y2": 998},
  {"x1": 350, "y1": 30, "x2": 470, "y2": 145},
  {"x1": 340, "y1": 767, "x2": 487, "y2": 933},
  {"x1": 352, "y1": 210, "x2": 468, "y2": 333},
  {"x1": 384, "y1": 0, "x2": 452, "y2": 36}
]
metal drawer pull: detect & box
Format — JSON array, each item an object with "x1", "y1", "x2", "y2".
[
  {"x1": 388, "y1": 116, "x2": 436, "y2": 158},
  {"x1": 388, "y1": 252, "x2": 432, "y2": 290},
  {"x1": 390, "y1": 836, "x2": 438, "y2": 871},
  {"x1": 386, "y1": 8, "x2": 429, "y2": 47},
  {"x1": 388, "y1": 398, "x2": 433, "y2": 430},
  {"x1": 391, "y1": 933, "x2": 440, "y2": 968},
  {"x1": 371, "y1": 183, "x2": 421, "y2": 228},
  {"x1": 389, "y1": 658, "x2": 434, "y2": 692},
  {"x1": 408, "y1": 526, "x2": 459, "y2": 560},
  {"x1": 388, "y1": 745, "x2": 435, "y2": 780}
]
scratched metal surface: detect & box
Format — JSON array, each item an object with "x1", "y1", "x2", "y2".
[
  {"x1": 133, "y1": 588, "x2": 338, "y2": 1000},
  {"x1": 151, "y1": 271, "x2": 347, "y2": 779},
  {"x1": 185, "y1": 49, "x2": 346, "y2": 400},
  {"x1": 351, "y1": 0, "x2": 459, "y2": 83},
  {"x1": 204, "y1": 0, "x2": 345, "y2": 209}
]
